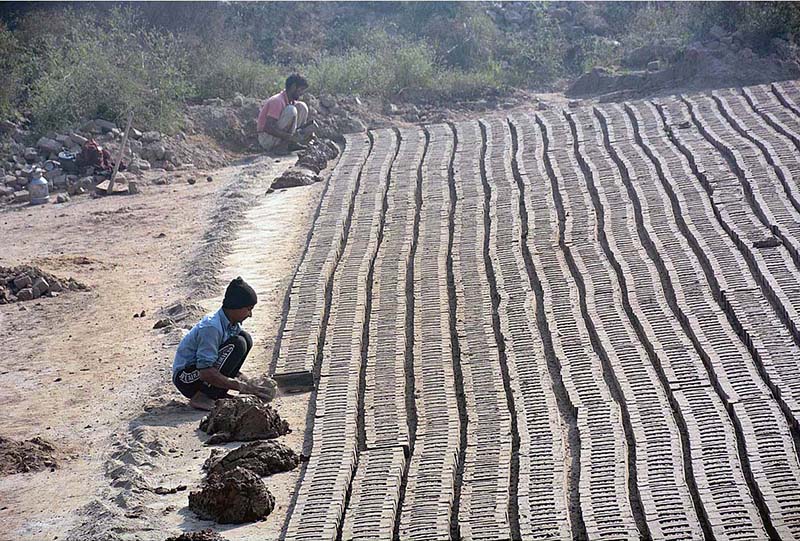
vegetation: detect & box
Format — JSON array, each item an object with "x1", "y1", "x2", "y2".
[{"x1": 0, "y1": 2, "x2": 798, "y2": 134}]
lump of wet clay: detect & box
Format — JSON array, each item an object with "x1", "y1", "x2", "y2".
[
  {"x1": 199, "y1": 396, "x2": 290, "y2": 444},
  {"x1": 165, "y1": 529, "x2": 229, "y2": 541},
  {"x1": 188, "y1": 466, "x2": 275, "y2": 524},
  {"x1": 270, "y1": 167, "x2": 321, "y2": 190},
  {"x1": 0, "y1": 435, "x2": 58, "y2": 475},
  {"x1": 204, "y1": 441, "x2": 299, "y2": 477}
]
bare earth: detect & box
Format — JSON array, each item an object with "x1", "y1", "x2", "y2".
[{"x1": 0, "y1": 154, "x2": 321, "y2": 541}]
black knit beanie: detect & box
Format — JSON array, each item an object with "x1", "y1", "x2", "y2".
[{"x1": 223, "y1": 276, "x2": 258, "y2": 309}]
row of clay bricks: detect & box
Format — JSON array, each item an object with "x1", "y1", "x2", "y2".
[
  {"x1": 274, "y1": 133, "x2": 372, "y2": 376},
  {"x1": 514, "y1": 112, "x2": 639, "y2": 540},
  {"x1": 562, "y1": 108, "x2": 703, "y2": 539},
  {"x1": 483, "y1": 116, "x2": 572, "y2": 539},
  {"x1": 451, "y1": 119, "x2": 513, "y2": 540},
  {"x1": 284, "y1": 130, "x2": 397, "y2": 540},
  {"x1": 629, "y1": 99, "x2": 800, "y2": 423},
  {"x1": 577, "y1": 105, "x2": 768, "y2": 539},
  {"x1": 399, "y1": 123, "x2": 460, "y2": 541},
  {"x1": 342, "y1": 127, "x2": 425, "y2": 539},
  {"x1": 715, "y1": 88, "x2": 800, "y2": 224},
  {"x1": 686, "y1": 93, "x2": 800, "y2": 266},
  {"x1": 629, "y1": 97, "x2": 800, "y2": 538}
]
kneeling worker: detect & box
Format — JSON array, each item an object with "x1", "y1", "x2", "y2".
[
  {"x1": 172, "y1": 277, "x2": 275, "y2": 410},
  {"x1": 257, "y1": 73, "x2": 312, "y2": 153}
]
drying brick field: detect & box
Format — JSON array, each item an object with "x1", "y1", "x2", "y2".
[{"x1": 271, "y1": 80, "x2": 800, "y2": 541}]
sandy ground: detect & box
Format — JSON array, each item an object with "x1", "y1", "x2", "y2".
[{"x1": 0, "y1": 154, "x2": 323, "y2": 541}]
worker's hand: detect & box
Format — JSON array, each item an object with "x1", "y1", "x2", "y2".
[{"x1": 239, "y1": 380, "x2": 277, "y2": 401}]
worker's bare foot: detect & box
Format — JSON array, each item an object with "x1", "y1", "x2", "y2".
[{"x1": 189, "y1": 392, "x2": 215, "y2": 411}]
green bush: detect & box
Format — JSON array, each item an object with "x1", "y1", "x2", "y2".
[
  {"x1": 190, "y1": 48, "x2": 284, "y2": 100},
  {"x1": 0, "y1": 23, "x2": 27, "y2": 117},
  {"x1": 27, "y1": 7, "x2": 192, "y2": 133}
]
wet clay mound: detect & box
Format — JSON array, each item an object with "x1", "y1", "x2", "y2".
[
  {"x1": 271, "y1": 168, "x2": 322, "y2": 190},
  {"x1": 297, "y1": 139, "x2": 340, "y2": 174},
  {"x1": 204, "y1": 441, "x2": 299, "y2": 477},
  {"x1": 188, "y1": 466, "x2": 275, "y2": 524},
  {"x1": 0, "y1": 435, "x2": 59, "y2": 475},
  {"x1": 0, "y1": 265, "x2": 87, "y2": 303},
  {"x1": 199, "y1": 396, "x2": 290, "y2": 444},
  {"x1": 165, "y1": 529, "x2": 229, "y2": 541}
]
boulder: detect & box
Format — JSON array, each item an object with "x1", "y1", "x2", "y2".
[
  {"x1": 141, "y1": 131, "x2": 161, "y2": 143},
  {"x1": 16, "y1": 288, "x2": 34, "y2": 301},
  {"x1": 56, "y1": 193, "x2": 70, "y2": 203},
  {"x1": 36, "y1": 137, "x2": 61, "y2": 154},
  {"x1": 23, "y1": 148, "x2": 38, "y2": 162},
  {"x1": 129, "y1": 128, "x2": 143, "y2": 140},
  {"x1": 94, "y1": 119, "x2": 116, "y2": 132},
  {"x1": 13, "y1": 189, "x2": 30, "y2": 203},
  {"x1": 647, "y1": 60, "x2": 661, "y2": 72},
  {"x1": 69, "y1": 133, "x2": 88, "y2": 147}
]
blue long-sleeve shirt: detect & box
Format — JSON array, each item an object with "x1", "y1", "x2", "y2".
[{"x1": 172, "y1": 308, "x2": 242, "y2": 375}]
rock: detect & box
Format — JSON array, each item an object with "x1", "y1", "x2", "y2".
[
  {"x1": 55, "y1": 134, "x2": 71, "y2": 145},
  {"x1": 153, "y1": 318, "x2": 173, "y2": 329},
  {"x1": 204, "y1": 441, "x2": 299, "y2": 477},
  {"x1": 188, "y1": 467, "x2": 274, "y2": 524},
  {"x1": 319, "y1": 95, "x2": 336, "y2": 109},
  {"x1": 24, "y1": 148, "x2": 38, "y2": 162},
  {"x1": 14, "y1": 189, "x2": 30, "y2": 203},
  {"x1": 647, "y1": 60, "x2": 661, "y2": 72},
  {"x1": 165, "y1": 530, "x2": 229, "y2": 541},
  {"x1": 32, "y1": 277, "x2": 49, "y2": 297},
  {"x1": 145, "y1": 143, "x2": 166, "y2": 161},
  {"x1": 36, "y1": 137, "x2": 61, "y2": 154},
  {"x1": 187, "y1": 177, "x2": 196, "y2": 185},
  {"x1": 94, "y1": 119, "x2": 116, "y2": 132},
  {"x1": 386, "y1": 103, "x2": 399, "y2": 115},
  {"x1": 206, "y1": 175, "x2": 213, "y2": 182},
  {"x1": 80, "y1": 120, "x2": 101, "y2": 134},
  {"x1": 51, "y1": 174, "x2": 67, "y2": 188},
  {"x1": 0, "y1": 186, "x2": 13, "y2": 198},
  {"x1": 339, "y1": 116, "x2": 366, "y2": 134},
  {"x1": 233, "y1": 95, "x2": 245, "y2": 107},
  {"x1": 127, "y1": 180, "x2": 139, "y2": 195},
  {"x1": 142, "y1": 131, "x2": 161, "y2": 143},
  {"x1": 78, "y1": 177, "x2": 95, "y2": 191},
  {"x1": 710, "y1": 24, "x2": 727, "y2": 40},
  {"x1": 16, "y1": 288, "x2": 34, "y2": 301},
  {"x1": 13, "y1": 275, "x2": 32, "y2": 289},
  {"x1": 56, "y1": 193, "x2": 70, "y2": 203},
  {"x1": 622, "y1": 40, "x2": 680, "y2": 68},
  {"x1": 129, "y1": 128, "x2": 142, "y2": 140},
  {"x1": 753, "y1": 237, "x2": 782, "y2": 249},
  {"x1": 69, "y1": 133, "x2": 88, "y2": 147},
  {"x1": 199, "y1": 396, "x2": 286, "y2": 444}
]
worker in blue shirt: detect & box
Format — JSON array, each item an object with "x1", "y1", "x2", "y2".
[{"x1": 172, "y1": 277, "x2": 275, "y2": 410}]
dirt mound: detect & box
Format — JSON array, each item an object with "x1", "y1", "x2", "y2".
[
  {"x1": 199, "y1": 396, "x2": 290, "y2": 444},
  {"x1": 204, "y1": 441, "x2": 299, "y2": 477},
  {"x1": 271, "y1": 168, "x2": 322, "y2": 190},
  {"x1": 188, "y1": 466, "x2": 275, "y2": 524},
  {"x1": 0, "y1": 265, "x2": 87, "y2": 304},
  {"x1": 165, "y1": 529, "x2": 229, "y2": 541},
  {"x1": 0, "y1": 435, "x2": 59, "y2": 475},
  {"x1": 296, "y1": 139, "x2": 340, "y2": 174}
]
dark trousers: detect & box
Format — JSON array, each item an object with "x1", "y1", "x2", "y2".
[{"x1": 173, "y1": 331, "x2": 253, "y2": 399}]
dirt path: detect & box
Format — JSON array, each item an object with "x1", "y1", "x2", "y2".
[{"x1": 0, "y1": 154, "x2": 320, "y2": 540}]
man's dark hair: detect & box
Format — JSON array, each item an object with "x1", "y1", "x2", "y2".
[{"x1": 286, "y1": 74, "x2": 308, "y2": 90}]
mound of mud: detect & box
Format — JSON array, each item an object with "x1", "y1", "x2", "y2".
[
  {"x1": 188, "y1": 466, "x2": 275, "y2": 524},
  {"x1": 297, "y1": 139, "x2": 340, "y2": 174},
  {"x1": 199, "y1": 396, "x2": 290, "y2": 444},
  {"x1": 165, "y1": 529, "x2": 229, "y2": 541},
  {"x1": 204, "y1": 441, "x2": 299, "y2": 477},
  {"x1": 0, "y1": 265, "x2": 86, "y2": 304},
  {"x1": 271, "y1": 168, "x2": 322, "y2": 189},
  {"x1": 0, "y1": 435, "x2": 59, "y2": 475}
]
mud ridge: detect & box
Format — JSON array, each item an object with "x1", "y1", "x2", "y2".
[
  {"x1": 592, "y1": 108, "x2": 714, "y2": 539},
  {"x1": 445, "y1": 121, "x2": 468, "y2": 540},
  {"x1": 632, "y1": 103, "x2": 800, "y2": 463},
  {"x1": 537, "y1": 113, "x2": 651, "y2": 540},
  {"x1": 649, "y1": 102, "x2": 783, "y2": 540},
  {"x1": 477, "y1": 120, "x2": 522, "y2": 540},
  {"x1": 711, "y1": 93, "x2": 800, "y2": 215},
  {"x1": 393, "y1": 127, "x2": 428, "y2": 541},
  {"x1": 680, "y1": 96, "x2": 800, "y2": 273},
  {"x1": 507, "y1": 116, "x2": 586, "y2": 540},
  {"x1": 279, "y1": 134, "x2": 374, "y2": 539}
]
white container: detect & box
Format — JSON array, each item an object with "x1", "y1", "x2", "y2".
[{"x1": 28, "y1": 170, "x2": 49, "y2": 205}]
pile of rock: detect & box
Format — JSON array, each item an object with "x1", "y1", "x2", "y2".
[
  {"x1": 0, "y1": 265, "x2": 86, "y2": 303},
  {"x1": 0, "y1": 116, "x2": 213, "y2": 205}
]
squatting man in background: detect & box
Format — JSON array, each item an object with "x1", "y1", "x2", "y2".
[
  {"x1": 257, "y1": 73, "x2": 316, "y2": 153},
  {"x1": 172, "y1": 277, "x2": 276, "y2": 410}
]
